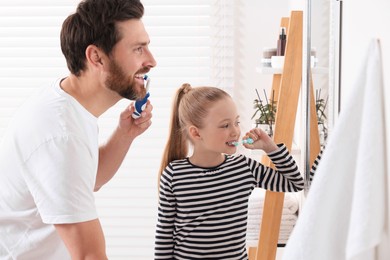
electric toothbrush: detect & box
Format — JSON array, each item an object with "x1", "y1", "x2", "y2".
[
  {"x1": 228, "y1": 138, "x2": 254, "y2": 147},
  {"x1": 132, "y1": 75, "x2": 150, "y2": 119}
]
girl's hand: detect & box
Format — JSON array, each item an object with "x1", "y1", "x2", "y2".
[{"x1": 242, "y1": 127, "x2": 278, "y2": 153}]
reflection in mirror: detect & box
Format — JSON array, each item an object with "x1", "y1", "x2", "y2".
[
  {"x1": 304, "y1": 0, "x2": 343, "y2": 189},
  {"x1": 303, "y1": 0, "x2": 332, "y2": 191}
]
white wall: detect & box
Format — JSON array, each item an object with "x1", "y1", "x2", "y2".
[
  {"x1": 341, "y1": 0, "x2": 389, "y2": 105},
  {"x1": 341, "y1": 0, "x2": 390, "y2": 130}
]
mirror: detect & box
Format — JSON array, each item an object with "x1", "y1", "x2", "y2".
[
  {"x1": 303, "y1": 0, "x2": 341, "y2": 191},
  {"x1": 302, "y1": 0, "x2": 332, "y2": 190}
]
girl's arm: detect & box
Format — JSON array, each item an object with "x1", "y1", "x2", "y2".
[
  {"x1": 243, "y1": 128, "x2": 304, "y2": 192},
  {"x1": 248, "y1": 144, "x2": 304, "y2": 192}
]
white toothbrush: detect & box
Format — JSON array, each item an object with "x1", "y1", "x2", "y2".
[
  {"x1": 228, "y1": 138, "x2": 254, "y2": 146},
  {"x1": 132, "y1": 75, "x2": 151, "y2": 119}
]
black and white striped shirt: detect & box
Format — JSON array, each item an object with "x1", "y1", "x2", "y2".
[
  {"x1": 310, "y1": 147, "x2": 324, "y2": 182},
  {"x1": 155, "y1": 144, "x2": 304, "y2": 260}
]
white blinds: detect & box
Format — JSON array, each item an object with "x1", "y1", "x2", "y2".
[
  {"x1": 0, "y1": 1, "x2": 77, "y2": 135},
  {"x1": 0, "y1": 1, "x2": 234, "y2": 259}
]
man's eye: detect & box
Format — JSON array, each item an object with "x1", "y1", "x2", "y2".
[{"x1": 136, "y1": 47, "x2": 143, "y2": 53}]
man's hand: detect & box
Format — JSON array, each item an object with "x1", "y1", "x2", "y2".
[
  {"x1": 95, "y1": 100, "x2": 153, "y2": 191},
  {"x1": 117, "y1": 100, "x2": 153, "y2": 140}
]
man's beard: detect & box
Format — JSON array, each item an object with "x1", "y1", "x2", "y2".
[{"x1": 105, "y1": 59, "x2": 145, "y2": 100}]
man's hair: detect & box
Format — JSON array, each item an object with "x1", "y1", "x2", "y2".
[{"x1": 60, "y1": 0, "x2": 144, "y2": 76}]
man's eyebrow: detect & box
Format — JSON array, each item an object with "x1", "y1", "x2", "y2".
[{"x1": 134, "y1": 40, "x2": 150, "y2": 46}]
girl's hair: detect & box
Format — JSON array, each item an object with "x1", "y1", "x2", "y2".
[
  {"x1": 60, "y1": 0, "x2": 144, "y2": 76},
  {"x1": 158, "y1": 83, "x2": 230, "y2": 182}
]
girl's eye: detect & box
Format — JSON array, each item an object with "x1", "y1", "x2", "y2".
[{"x1": 221, "y1": 121, "x2": 239, "y2": 128}]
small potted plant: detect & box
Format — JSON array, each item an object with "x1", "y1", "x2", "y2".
[
  {"x1": 315, "y1": 89, "x2": 328, "y2": 147},
  {"x1": 251, "y1": 89, "x2": 277, "y2": 137}
]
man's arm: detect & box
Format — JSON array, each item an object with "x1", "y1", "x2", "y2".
[
  {"x1": 95, "y1": 102, "x2": 153, "y2": 191},
  {"x1": 55, "y1": 219, "x2": 107, "y2": 260}
]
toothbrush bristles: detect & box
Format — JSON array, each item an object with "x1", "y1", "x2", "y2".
[
  {"x1": 243, "y1": 138, "x2": 254, "y2": 144},
  {"x1": 228, "y1": 138, "x2": 254, "y2": 146},
  {"x1": 143, "y1": 75, "x2": 151, "y2": 91}
]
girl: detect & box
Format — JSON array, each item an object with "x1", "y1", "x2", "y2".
[{"x1": 155, "y1": 84, "x2": 304, "y2": 260}]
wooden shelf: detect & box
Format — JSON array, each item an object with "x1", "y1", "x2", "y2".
[{"x1": 249, "y1": 11, "x2": 321, "y2": 260}]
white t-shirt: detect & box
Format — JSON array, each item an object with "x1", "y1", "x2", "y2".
[{"x1": 0, "y1": 79, "x2": 99, "y2": 259}]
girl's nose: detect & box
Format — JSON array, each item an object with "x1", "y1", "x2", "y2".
[{"x1": 232, "y1": 125, "x2": 240, "y2": 137}]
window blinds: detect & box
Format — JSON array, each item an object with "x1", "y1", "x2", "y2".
[{"x1": 0, "y1": 1, "x2": 234, "y2": 259}]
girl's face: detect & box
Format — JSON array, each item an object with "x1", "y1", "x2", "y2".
[{"x1": 196, "y1": 96, "x2": 241, "y2": 155}]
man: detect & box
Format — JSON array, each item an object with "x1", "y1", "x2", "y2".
[{"x1": 0, "y1": 0, "x2": 156, "y2": 259}]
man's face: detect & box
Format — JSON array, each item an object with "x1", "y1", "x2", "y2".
[
  {"x1": 106, "y1": 19, "x2": 156, "y2": 100},
  {"x1": 105, "y1": 58, "x2": 145, "y2": 100}
]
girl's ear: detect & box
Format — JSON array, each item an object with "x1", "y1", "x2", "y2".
[{"x1": 188, "y1": 125, "x2": 201, "y2": 141}]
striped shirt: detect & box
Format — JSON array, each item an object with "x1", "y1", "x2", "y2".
[
  {"x1": 310, "y1": 147, "x2": 324, "y2": 182},
  {"x1": 155, "y1": 144, "x2": 304, "y2": 260}
]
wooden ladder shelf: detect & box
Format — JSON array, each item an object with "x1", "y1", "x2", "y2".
[{"x1": 248, "y1": 10, "x2": 321, "y2": 260}]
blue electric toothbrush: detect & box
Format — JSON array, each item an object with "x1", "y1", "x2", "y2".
[
  {"x1": 228, "y1": 138, "x2": 254, "y2": 147},
  {"x1": 132, "y1": 75, "x2": 151, "y2": 119}
]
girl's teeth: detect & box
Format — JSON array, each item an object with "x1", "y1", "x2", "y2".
[{"x1": 226, "y1": 141, "x2": 238, "y2": 146}]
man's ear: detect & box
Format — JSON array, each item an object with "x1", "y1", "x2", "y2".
[
  {"x1": 85, "y1": 45, "x2": 105, "y2": 69},
  {"x1": 188, "y1": 125, "x2": 201, "y2": 141}
]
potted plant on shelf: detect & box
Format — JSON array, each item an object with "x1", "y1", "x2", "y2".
[
  {"x1": 315, "y1": 89, "x2": 328, "y2": 147},
  {"x1": 251, "y1": 89, "x2": 277, "y2": 137}
]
